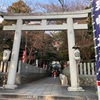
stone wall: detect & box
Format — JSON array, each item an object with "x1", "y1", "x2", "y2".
[
  {"x1": 15, "y1": 73, "x2": 48, "y2": 85},
  {"x1": 79, "y1": 75, "x2": 96, "y2": 87},
  {"x1": 0, "y1": 61, "x2": 49, "y2": 86},
  {"x1": 62, "y1": 75, "x2": 96, "y2": 87},
  {"x1": 15, "y1": 62, "x2": 49, "y2": 84},
  {"x1": 0, "y1": 73, "x2": 6, "y2": 86},
  {"x1": 0, "y1": 61, "x2": 97, "y2": 87},
  {"x1": 0, "y1": 72, "x2": 48, "y2": 86},
  {"x1": 62, "y1": 68, "x2": 97, "y2": 87},
  {"x1": 0, "y1": 73, "x2": 96, "y2": 87}
]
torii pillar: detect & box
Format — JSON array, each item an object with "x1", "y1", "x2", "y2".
[
  {"x1": 4, "y1": 19, "x2": 22, "y2": 89},
  {"x1": 67, "y1": 17, "x2": 84, "y2": 91}
]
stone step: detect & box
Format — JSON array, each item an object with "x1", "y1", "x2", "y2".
[{"x1": 0, "y1": 94, "x2": 98, "y2": 100}]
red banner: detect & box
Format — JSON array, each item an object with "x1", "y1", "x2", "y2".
[
  {"x1": 22, "y1": 50, "x2": 27, "y2": 63},
  {"x1": 98, "y1": 81, "x2": 100, "y2": 86}
]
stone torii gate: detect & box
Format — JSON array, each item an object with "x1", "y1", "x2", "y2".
[{"x1": 2, "y1": 9, "x2": 91, "y2": 90}]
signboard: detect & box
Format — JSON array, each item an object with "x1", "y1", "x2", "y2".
[
  {"x1": 92, "y1": 0, "x2": 100, "y2": 80},
  {"x1": 92, "y1": 0, "x2": 100, "y2": 99}
]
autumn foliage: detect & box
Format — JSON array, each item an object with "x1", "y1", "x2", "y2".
[{"x1": 0, "y1": 0, "x2": 94, "y2": 63}]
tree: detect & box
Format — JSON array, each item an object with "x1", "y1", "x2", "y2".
[
  {"x1": 35, "y1": 0, "x2": 94, "y2": 62},
  {"x1": 1, "y1": 0, "x2": 93, "y2": 63},
  {"x1": 36, "y1": 0, "x2": 87, "y2": 13},
  {"x1": 58, "y1": 0, "x2": 65, "y2": 11},
  {"x1": 0, "y1": 0, "x2": 32, "y2": 60},
  {"x1": 57, "y1": 0, "x2": 88, "y2": 11},
  {"x1": 7, "y1": 0, "x2": 31, "y2": 13}
]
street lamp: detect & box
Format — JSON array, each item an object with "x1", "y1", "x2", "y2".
[
  {"x1": 72, "y1": 45, "x2": 80, "y2": 61},
  {"x1": 72, "y1": 45, "x2": 82, "y2": 91},
  {"x1": 2, "y1": 49, "x2": 11, "y2": 88},
  {"x1": 0, "y1": 16, "x2": 4, "y2": 23},
  {"x1": 3, "y1": 49, "x2": 11, "y2": 62}
]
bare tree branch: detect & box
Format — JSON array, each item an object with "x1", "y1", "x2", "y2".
[{"x1": 58, "y1": 0, "x2": 65, "y2": 11}]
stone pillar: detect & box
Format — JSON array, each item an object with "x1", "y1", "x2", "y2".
[
  {"x1": 0, "y1": 61, "x2": 3, "y2": 72},
  {"x1": 67, "y1": 17, "x2": 84, "y2": 91},
  {"x1": 18, "y1": 60, "x2": 21, "y2": 73},
  {"x1": 5, "y1": 19, "x2": 22, "y2": 89},
  {"x1": 36, "y1": 59, "x2": 38, "y2": 67}
]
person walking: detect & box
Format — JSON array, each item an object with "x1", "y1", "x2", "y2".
[{"x1": 53, "y1": 71, "x2": 57, "y2": 79}]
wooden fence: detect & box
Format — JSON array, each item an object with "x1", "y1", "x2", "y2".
[{"x1": 79, "y1": 62, "x2": 96, "y2": 75}]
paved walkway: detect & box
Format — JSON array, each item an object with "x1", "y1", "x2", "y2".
[{"x1": 0, "y1": 77, "x2": 98, "y2": 100}]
